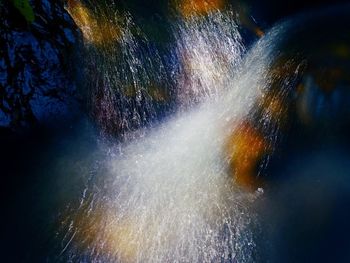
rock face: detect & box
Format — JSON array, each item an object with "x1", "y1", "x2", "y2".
[{"x1": 0, "y1": 0, "x2": 81, "y2": 130}]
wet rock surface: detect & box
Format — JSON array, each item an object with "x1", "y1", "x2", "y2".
[{"x1": 0, "y1": 0, "x2": 82, "y2": 131}]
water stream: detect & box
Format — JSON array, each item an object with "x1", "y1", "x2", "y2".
[{"x1": 59, "y1": 3, "x2": 305, "y2": 262}]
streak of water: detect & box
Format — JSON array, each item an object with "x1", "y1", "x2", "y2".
[
  {"x1": 174, "y1": 10, "x2": 244, "y2": 108},
  {"x1": 59, "y1": 4, "x2": 301, "y2": 263},
  {"x1": 67, "y1": 0, "x2": 173, "y2": 137}
]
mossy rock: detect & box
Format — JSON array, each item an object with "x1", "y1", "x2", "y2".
[{"x1": 12, "y1": 0, "x2": 35, "y2": 23}]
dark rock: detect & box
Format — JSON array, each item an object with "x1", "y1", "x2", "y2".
[{"x1": 0, "y1": 0, "x2": 82, "y2": 131}]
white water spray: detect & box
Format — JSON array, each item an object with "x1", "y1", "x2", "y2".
[{"x1": 59, "y1": 7, "x2": 298, "y2": 263}]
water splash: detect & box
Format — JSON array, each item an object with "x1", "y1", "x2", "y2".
[
  {"x1": 175, "y1": 10, "x2": 244, "y2": 108},
  {"x1": 58, "y1": 4, "x2": 303, "y2": 263},
  {"x1": 67, "y1": 0, "x2": 173, "y2": 137}
]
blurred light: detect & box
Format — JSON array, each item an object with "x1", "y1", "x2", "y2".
[
  {"x1": 66, "y1": 0, "x2": 121, "y2": 45},
  {"x1": 178, "y1": 0, "x2": 225, "y2": 18},
  {"x1": 226, "y1": 122, "x2": 269, "y2": 190}
]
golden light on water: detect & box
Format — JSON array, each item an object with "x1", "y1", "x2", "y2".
[
  {"x1": 61, "y1": 205, "x2": 147, "y2": 262},
  {"x1": 226, "y1": 122, "x2": 269, "y2": 190},
  {"x1": 178, "y1": 0, "x2": 225, "y2": 18},
  {"x1": 260, "y1": 93, "x2": 287, "y2": 123},
  {"x1": 66, "y1": 0, "x2": 121, "y2": 45}
]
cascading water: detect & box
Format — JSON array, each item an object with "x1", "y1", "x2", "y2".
[
  {"x1": 174, "y1": 10, "x2": 244, "y2": 108},
  {"x1": 59, "y1": 2, "x2": 304, "y2": 262},
  {"x1": 68, "y1": 1, "x2": 173, "y2": 137}
]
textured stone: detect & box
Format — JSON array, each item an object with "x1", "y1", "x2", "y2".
[{"x1": 0, "y1": 0, "x2": 82, "y2": 130}]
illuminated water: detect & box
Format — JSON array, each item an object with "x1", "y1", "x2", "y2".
[
  {"x1": 53, "y1": 1, "x2": 322, "y2": 263},
  {"x1": 59, "y1": 4, "x2": 302, "y2": 263},
  {"x1": 2, "y1": 2, "x2": 350, "y2": 262}
]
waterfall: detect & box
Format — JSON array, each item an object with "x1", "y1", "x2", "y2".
[{"x1": 60, "y1": 3, "x2": 304, "y2": 262}]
